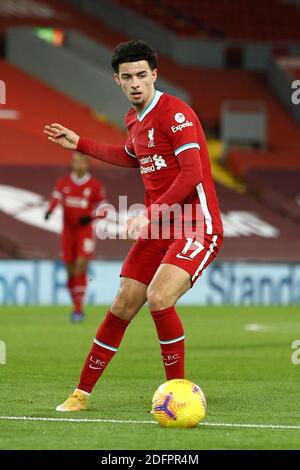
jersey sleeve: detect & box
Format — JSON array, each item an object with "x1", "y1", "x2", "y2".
[
  {"x1": 160, "y1": 101, "x2": 201, "y2": 157},
  {"x1": 47, "y1": 178, "x2": 63, "y2": 213},
  {"x1": 52, "y1": 178, "x2": 63, "y2": 201},
  {"x1": 147, "y1": 148, "x2": 203, "y2": 221},
  {"x1": 124, "y1": 133, "x2": 137, "y2": 160},
  {"x1": 77, "y1": 137, "x2": 138, "y2": 168}
]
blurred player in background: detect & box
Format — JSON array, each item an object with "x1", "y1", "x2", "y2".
[
  {"x1": 45, "y1": 152, "x2": 106, "y2": 323},
  {"x1": 44, "y1": 40, "x2": 223, "y2": 411}
]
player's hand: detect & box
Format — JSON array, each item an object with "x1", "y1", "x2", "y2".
[
  {"x1": 125, "y1": 214, "x2": 150, "y2": 242},
  {"x1": 44, "y1": 123, "x2": 79, "y2": 150},
  {"x1": 79, "y1": 215, "x2": 93, "y2": 226},
  {"x1": 44, "y1": 210, "x2": 51, "y2": 221}
]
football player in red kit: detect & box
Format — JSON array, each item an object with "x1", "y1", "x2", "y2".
[
  {"x1": 44, "y1": 40, "x2": 223, "y2": 411},
  {"x1": 45, "y1": 152, "x2": 106, "y2": 322}
]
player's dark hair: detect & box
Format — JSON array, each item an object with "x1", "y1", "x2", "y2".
[{"x1": 111, "y1": 40, "x2": 157, "y2": 73}]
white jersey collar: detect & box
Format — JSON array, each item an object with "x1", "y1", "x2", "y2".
[
  {"x1": 137, "y1": 90, "x2": 164, "y2": 122},
  {"x1": 71, "y1": 172, "x2": 91, "y2": 185}
]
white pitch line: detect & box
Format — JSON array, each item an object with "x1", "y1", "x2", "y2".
[
  {"x1": 0, "y1": 416, "x2": 300, "y2": 430},
  {"x1": 201, "y1": 422, "x2": 300, "y2": 430},
  {"x1": 0, "y1": 416, "x2": 155, "y2": 425},
  {"x1": 245, "y1": 323, "x2": 271, "y2": 332}
]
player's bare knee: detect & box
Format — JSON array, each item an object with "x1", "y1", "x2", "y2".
[
  {"x1": 74, "y1": 259, "x2": 88, "y2": 275},
  {"x1": 110, "y1": 291, "x2": 136, "y2": 320},
  {"x1": 67, "y1": 268, "x2": 74, "y2": 279},
  {"x1": 147, "y1": 288, "x2": 171, "y2": 311}
]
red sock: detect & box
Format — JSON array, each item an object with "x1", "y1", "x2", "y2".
[
  {"x1": 151, "y1": 307, "x2": 185, "y2": 380},
  {"x1": 78, "y1": 311, "x2": 130, "y2": 393},
  {"x1": 72, "y1": 273, "x2": 87, "y2": 311},
  {"x1": 67, "y1": 277, "x2": 75, "y2": 304}
]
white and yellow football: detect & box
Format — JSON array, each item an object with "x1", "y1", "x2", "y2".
[{"x1": 151, "y1": 379, "x2": 206, "y2": 428}]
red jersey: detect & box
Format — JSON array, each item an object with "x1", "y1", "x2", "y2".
[
  {"x1": 124, "y1": 91, "x2": 223, "y2": 235},
  {"x1": 48, "y1": 172, "x2": 106, "y2": 227}
]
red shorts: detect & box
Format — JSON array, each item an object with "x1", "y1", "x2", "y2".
[
  {"x1": 121, "y1": 233, "x2": 223, "y2": 286},
  {"x1": 61, "y1": 225, "x2": 96, "y2": 263}
]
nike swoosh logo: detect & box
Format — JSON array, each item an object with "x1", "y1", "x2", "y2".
[
  {"x1": 88, "y1": 365, "x2": 102, "y2": 370},
  {"x1": 165, "y1": 361, "x2": 178, "y2": 366},
  {"x1": 176, "y1": 254, "x2": 192, "y2": 261}
]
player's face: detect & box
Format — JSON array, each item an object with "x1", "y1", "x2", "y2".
[
  {"x1": 114, "y1": 60, "x2": 157, "y2": 111},
  {"x1": 72, "y1": 153, "x2": 89, "y2": 176}
]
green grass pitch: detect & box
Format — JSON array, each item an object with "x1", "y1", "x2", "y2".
[{"x1": 0, "y1": 305, "x2": 300, "y2": 450}]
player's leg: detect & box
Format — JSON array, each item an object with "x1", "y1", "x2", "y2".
[
  {"x1": 61, "y1": 227, "x2": 77, "y2": 317},
  {"x1": 70, "y1": 256, "x2": 89, "y2": 322},
  {"x1": 56, "y1": 276, "x2": 147, "y2": 411},
  {"x1": 71, "y1": 225, "x2": 95, "y2": 322},
  {"x1": 65, "y1": 262, "x2": 75, "y2": 303},
  {"x1": 56, "y1": 238, "x2": 166, "y2": 411},
  {"x1": 77, "y1": 276, "x2": 148, "y2": 392},
  {"x1": 147, "y1": 234, "x2": 223, "y2": 381},
  {"x1": 147, "y1": 264, "x2": 190, "y2": 381}
]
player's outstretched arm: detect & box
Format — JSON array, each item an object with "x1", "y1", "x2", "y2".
[
  {"x1": 44, "y1": 124, "x2": 138, "y2": 168},
  {"x1": 77, "y1": 138, "x2": 139, "y2": 169},
  {"x1": 44, "y1": 123, "x2": 79, "y2": 150}
]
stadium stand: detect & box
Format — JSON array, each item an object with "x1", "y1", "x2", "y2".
[
  {"x1": 58, "y1": 0, "x2": 300, "y2": 211},
  {"x1": 101, "y1": 1, "x2": 300, "y2": 221},
  {"x1": 0, "y1": 60, "x2": 125, "y2": 166},
  {"x1": 1, "y1": 0, "x2": 300, "y2": 263},
  {"x1": 0, "y1": 0, "x2": 128, "y2": 48},
  {"x1": 243, "y1": 168, "x2": 300, "y2": 224},
  {"x1": 1, "y1": 161, "x2": 300, "y2": 261},
  {"x1": 116, "y1": 0, "x2": 300, "y2": 42},
  {"x1": 0, "y1": 59, "x2": 138, "y2": 259}
]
